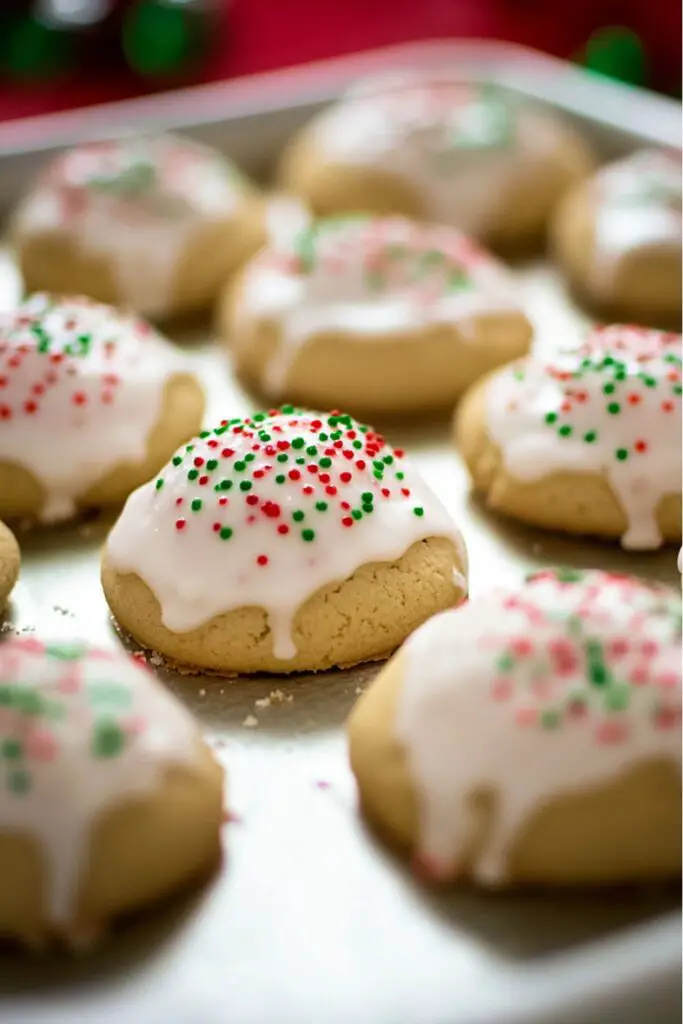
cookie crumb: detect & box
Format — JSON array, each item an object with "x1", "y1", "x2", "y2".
[
  {"x1": 149, "y1": 652, "x2": 163, "y2": 667},
  {"x1": 355, "y1": 686, "x2": 364, "y2": 695},
  {"x1": 270, "y1": 688, "x2": 293, "y2": 704},
  {"x1": 254, "y1": 696, "x2": 271, "y2": 709},
  {"x1": 198, "y1": 688, "x2": 206, "y2": 697},
  {"x1": 243, "y1": 714, "x2": 259, "y2": 728}
]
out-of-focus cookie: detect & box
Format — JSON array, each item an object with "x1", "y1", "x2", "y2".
[
  {"x1": 455, "y1": 324, "x2": 682, "y2": 550},
  {"x1": 12, "y1": 134, "x2": 265, "y2": 320},
  {"x1": 0, "y1": 637, "x2": 224, "y2": 948},
  {"x1": 348, "y1": 568, "x2": 682, "y2": 886},
  {"x1": 0, "y1": 522, "x2": 20, "y2": 609},
  {"x1": 222, "y1": 215, "x2": 533, "y2": 416},
  {"x1": 552, "y1": 149, "x2": 682, "y2": 328},
  {"x1": 279, "y1": 76, "x2": 594, "y2": 253},
  {"x1": 0, "y1": 293, "x2": 205, "y2": 524},
  {"x1": 101, "y1": 407, "x2": 468, "y2": 674}
]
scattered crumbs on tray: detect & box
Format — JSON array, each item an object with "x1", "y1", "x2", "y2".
[
  {"x1": 132, "y1": 651, "x2": 147, "y2": 665},
  {"x1": 199, "y1": 688, "x2": 206, "y2": 697},
  {"x1": 255, "y1": 696, "x2": 271, "y2": 709},
  {"x1": 149, "y1": 652, "x2": 163, "y2": 667},
  {"x1": 355, "y1": 686, "x2": 364, "y2": 695},
  {"x1": 255, "y1": 689, "x2": 293, "y2": 709},
  {"x1": 243, "y1": 714, "x2": 259, "y2": 728}
]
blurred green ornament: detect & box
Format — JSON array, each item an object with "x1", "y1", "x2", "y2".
[
  {"x1": 582, "y1": 26, "x2": 648, "y2": 88},
  {"x1": 0, "y1": 12, "x2": 73, "y2": 80},
  {"x1": 122, "y1": 0, "x2": 213, "y2": 79}
]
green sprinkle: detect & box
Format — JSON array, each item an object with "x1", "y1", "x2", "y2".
[
  {"x1": 234, "y1": 461, "x2": 246, "y2": 472},
  {"x1": 352, "y1": 440, "x2": 363, "y2": 450},
  {"x1": 293, "y1": 510, "x2": 305, "y2": 522},
  {"x1": 373, "y1": 470, "x2": 383, "y2": 480},
  {"x1": 603, "y1": 382, "x2": 615, "y2": 395},
  {"x1": 541, "y1": 710, "x2": 560, "y2": 730},
  {"x1": 187, "y1": 469, "x2": 199, "y2": 481},
  {"x1": 413, "y1": 506, "x2": 424, "y2": 517},
  {"x1": 584, "y1": 431, "x2": 597, "y2": 443},
  {"x1": 220, "y1": 527, "x2": 233, "y2": 540},
  {"x1": 318, "y1": 432, "x2": 328, "y2": 441},
  {"x1": 244, "y1": 453, "x2": 255, "y2": 463},
  {"x1": 281, "y1": 404, "x2": 294, "y2": 414},
  {"x1": 306, "y1": 446, "x2": 317, "y2": 456},
  {"x1": 2, "y1": 739, "x2": 21, "y2": 760},
  {"x1": 315, "y1": 501, "x2": 328, "y2": 512},
  {"x1": 239, "y1": 481, "x2": 252, "y2": 492},
  {"x1": 292, "y1": 437, "x2": 305, "y2": 449},
  {"x1": 396, "y1": 472, "x2": 405, "y2": 481},
  {"x1": 219, "y1": 479, "x2": 233, "y2": 491},
  {"x1": 558, "y1": 425, "x2": 572, "y2": 437},
  {"x1": 9, "y1": 770, "x2": 30, "y2": 795},
  {"x1": 607, "y1": 402, "x2": 621, "y2": 415},
  {"x1": 92, "y1": 719, "x2": 125, "y2": 759},
  {"x1": 319, "y1": 457, "x2": 332, "y2": 468},
  {"x1": 206, "y1": 459, "x2": 218, "y2": 470},
  {"x1": 253, "y1": 412, "x2": 266, "y2": 422},
  {"x1": 361, "y1": 491, "x2": 373, "y2": 503},
  {"x1": 362, "y1": 504, "x2": 374, "y2": 515},
  {"x1": 191, "y1": 498, "x2": 202, "y2": 511},
  {"x1": 277, "y1": 453, "x2": 288, "y2": 463},
  {"x1": 606, "y1": 686, "x2": 630, "y2": 712},
  {"x1": 497, "y1": 653, "x2": 515, "y2": 672},
  {"x1": 155, "y1": 478, "x2": 164, "y2": 490},
  {"x1": 275, "y1": 474, "x2": 286, "y2": 484},
  {"x1": 172, "y1": 455, "x2": 182, "y2": 466},
  {"x1": 301, "y1": 529, "x2": 315, "y2": 542},
  {"x1": 545, "y1": 411, "x2": 558, "y2": 424},
  {"x1": 296, "y1": 457, "x2": 306, "y2": 466},
  {"x1": 351, "y1": 509, "x2": 363, "y2": 521},
  {"x1": 615, "y1": 448, "x2": 629, "y2": 461}
]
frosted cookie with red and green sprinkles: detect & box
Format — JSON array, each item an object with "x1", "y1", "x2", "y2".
[
  {"x1": 12, "y1": 133, "x2": 265, "y2": 319},
  {"x1": 101, "y1": 407, "x2": 468, "y2": 674},
  {"x1": 0, "y1": 637, "x2": 224, "y2": 949},
  {"x1": 279, "y1": 75, "x2": 594, "y2": 253},
  {"x1": 222, "y1": 215, "x2": 532, "y2": 417},
  {"x1": 455, "y1": 324, "x2": 682, "y2": 550},
  {"x1": 0, "y1": 293, "x2": 205, "y2": 524},
  {"x1": 0, "y1": 522, "x2": 20, "y2": 610},
  {"x1": 348, "y1": 568, "x2": 682, "y2": 886}
]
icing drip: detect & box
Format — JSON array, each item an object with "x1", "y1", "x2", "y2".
[
  {"x1": 105, "y1": 408, "x2": 466, "y2": 659},
  {"x1": 16, "y1": 135, "x2": 244, "y2": 317},
  {"x1": 396, "y1": 569, "x2": 682, "y2": 883},
  {"x1": 235, "y1": 216, "x2": 521, "y2": 396},
  {"x1": 312, "y1": 81, "x2": 559, "y2": 235},
  {"x1": 0, "y1": 638, "x2": 202, "y2": 925},
  {"x1": 591, "y1": 150, "x2": 682, "y2": 296},
  {"x1": 485, "y1": 324, "x2": 682, "y2": 550},
  {"x1": 0, "y1": 293, "x2": 192, "y2": 523}
]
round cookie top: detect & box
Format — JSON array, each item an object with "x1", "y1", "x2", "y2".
[
  {"x1": 15, "y1": 134, "x2": 249, "y2": 316},
  {"x1": 485, "y1": 323, "x2": 682, "y2": 550},
  {"x1": 106, "y1": 407, "x2": 466, "y2": 660},
  {"x1": 0, "y1": 637, "x2": 207, "y2": 925},
  {"x1": 396, "y1": 568, "x2": 682, "y2": 882},
  {"x1": 0, "y1": 293, "x2": 193, "y2": 523},
  {"x1": 590, "y1": 149, "x2": 681, "y2": 275},
  {"x1": 306, "y1": 78, "x2": 564, "y2": 234},
  {"x1": 236, "y1": 215, "x2": 521, "y2": 393}
]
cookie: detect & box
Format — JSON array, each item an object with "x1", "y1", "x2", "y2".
[
  {"x1": 551, "y1": 149, "x2": 682, "y2": 328},
  {"x1": 0, "y1": 637, "x2": 224, "y2": 948},
  {"x1": 0, "y1": 522, "x2": 20, "y2": 610},
  {"x1": 279, "y1": 76, "x2": 594, "y2": 253},
  {"x1": 222, "y1": 215, "x2": 533, "y2": 416},
  {"x1": 101, "y1": 408, "x2": 467, "y2": 674},
  {"x1": 12, "y1": 134, "x2": 265, "y2": 320},
  {"x1": 348, "y1": 568, "x2": 682, "y2": 886},
  {"x1": 0, "y1": 293, "x2": 205, "y2": 524},
  {"x1": 455, "y1": 324, "x2": 682, "y2": 550}
]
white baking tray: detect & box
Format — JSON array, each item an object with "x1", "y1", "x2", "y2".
[{"x1": 0, "y1": 40, "x2": 680, "y2": 1024}]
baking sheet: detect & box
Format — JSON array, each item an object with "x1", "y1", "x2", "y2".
[{"x1": 0, "y1": 42, "x2": 681, "y2": 1024}]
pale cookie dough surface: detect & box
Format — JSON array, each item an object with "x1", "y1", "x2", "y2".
[
  {"x1": 12, "y1": 133, "x2": 265, "y2": 320},
  {"x1": 552, "y1": 149, "x2": 682, "y2": 328},
  {"x1": 348, "y1": 568, "x2": 682, "y2": 886},
  {"x1": 0, "y1": 521, "x2": 20, "y2": 609},
  {"x1": 0, "y1": 637, "x2": 224, "y2": 949},
  {"x1": 0, "y1": 293, "x2": 205, "y2": 524},
  {"x1": 223, "y1": 215, "x2": 533, "y2": 416},
  {"x1": 279, "y1": 77, "x2": 594, "y2": 253},
  {"x1": 102, "y1": 408, "x2": 468, "y2": 674},
  {"x1": 455, "y1": 324, "x2": 682, "y2": 550}
]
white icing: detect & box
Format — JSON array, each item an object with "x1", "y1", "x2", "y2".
[
  {"x1": 0, "y1": 638, "x2": 204, "y2": 927},
  {"x1": 591, "y1": 150, "x2": 682, "y2": 296},
  {"x1": 264, "y1": 195, "x2": 312, "y2": 248},
  {"x1": 310, "y1": 81, "x2": 562, "y2": 236},
  {"x1": 105, "y1": 410, "x2": 467, "y2": 660},
  {"x1": 15, "y1": 135, "x2": 244, "y2": 317},
  {"x1": 234, "y1": 216, "x2": 523, "y2": 396},
  {"x1": 485, "y1": 324, "x2": 682, "y2": 550},
  {"x1": 0, "y1": 293, "x2": 195, "y2": 523},
  {"x1": 395, "y1": 570, "x2": 682, "y2": 883}
]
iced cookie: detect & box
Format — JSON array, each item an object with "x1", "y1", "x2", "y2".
[
  {"x1": 455, "y1": 324, "x2": 682, "y2": 550},
  {"x1": 222, "y1": 215, "x2": 533, "y2": 416},
  {"x1": 0, "y1": 637, "x2": 224, "y2": 948},
  {"x1": 0, "y1": 293, "x2": 205, "y2": 524},
  {"x1": 12, "y1": 133, "x2": 265, "y2": 320},
  {"x1": 348, "y1": 568, "x2": 682, "y2": 886},
  {"x1": 552, "y1": 149, "x2": 682, "y2": 328},
  {"x1": 101, "y1": 408, "x2": 467, "y2": 674},
  {"x1": 279, "y1": 76, "x2": 594, "y2": 253},
  {"x1": 0, "y1": 522, "x2": 20, "y2": 610}
]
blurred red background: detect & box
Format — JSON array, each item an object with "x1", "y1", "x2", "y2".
[{"x1": 0, "y1": 0, "x2": 680, "y2": 123}]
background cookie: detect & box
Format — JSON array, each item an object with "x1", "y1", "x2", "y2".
[
  {"x1": 348, "y1": 569, "x2": 682, "y2": 886},
  {"x1": 223, "y1": 215, "x2": 533, "y2": 417},
  {"x1": 0, "y1": 293, "x2": 205, "y2": 524},
  {"x1": 12, "y1": 134, "x2": 265, "y2": 320},
  {"x1": 455, "y1": 324, "x2": 682, "y2": 550},
  {"x1": 0, "y1": 638, "x2": 224, "y2": 948},
  {"x1": 279, "y1": 76, "x2": 594, "y2": 254},
  {"x1": 551, "y1": 149, "x2": 682, "y2": 328},
  {"x1": 101, "y1": 408, "x2": 468, "y2": 674},
  {"x1": 0, "y1": 522, "x2": 20, "y2": 610}
]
